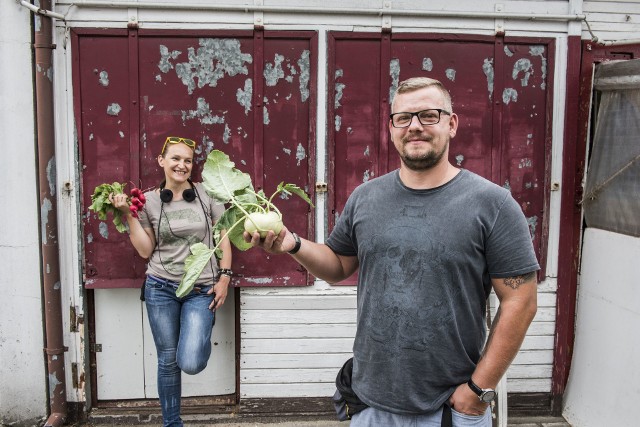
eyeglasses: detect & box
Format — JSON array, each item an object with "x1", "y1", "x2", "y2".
[
  {"x1": 161, "y1": 136, "x2": 197, "y2": 155},
  {"x1": 389, "y1": 109, "x2": 451, "y2": 128}
]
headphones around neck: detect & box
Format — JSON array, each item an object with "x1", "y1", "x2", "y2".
[{"x1": 159, "y1": 179, "x2": 196, "y2": 203}]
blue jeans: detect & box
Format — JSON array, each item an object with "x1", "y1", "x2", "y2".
[
  {"x1": 350, "y1": 405, "x2": 491, "y2": 427},
  {"x1": 144, "y1": 275, "x2": 216, "y2": 427}
]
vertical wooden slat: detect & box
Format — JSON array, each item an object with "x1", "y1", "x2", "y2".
[
  {"x1": 253, "y1": 29, "x2": 265, "y2": 191},
  {"x1": 380, "y1": 32, "x2": 391, "y2": 176},
  {"x1": 491, "y1": 35, "x2": 505, "y2": 185},
  {"x1": 128, "y1": 27, "x2": 140, "y2": 188}
]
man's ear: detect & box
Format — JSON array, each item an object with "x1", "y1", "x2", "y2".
[{"x1": 449, "y1": 113, "x2": 459, "y2": 138}]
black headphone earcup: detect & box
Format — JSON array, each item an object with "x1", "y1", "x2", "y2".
[
  {"x1": 160, "y1": 189, "x2": 173, "y2": 203},
  {"x1": 183, "y1": 189, "x2": 196, "y2": 202}
]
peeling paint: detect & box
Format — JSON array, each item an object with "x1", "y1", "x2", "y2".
[
  {"x1": 503, "y1": 180, "x2": 511, "y2": 192},
  {"x1": 529, "y1": 45, "x2": 547, "y2": 89},
  {"x1": 422, "y1": 58, "x2": 433, "y2": 71},
  {"x1": 518, "y1": 158, "x2": 532, "y2": 169},
  {"x1": 119, "y1": 131, "x2": 125, "y2": 138},
  {"x1": 264, "y1": 53, "x2": 285, "y2": 86},
  {"x1": 445, "y1": 68, "x2": 456, "y2": 82},
  {"x1": 48, "y1": 373, "x2": 62, "y2": 400},
  {"x1": 283, "y1": 147, "x2": 292, "y2": 155},
  {"x1": 107, "y1": 103, "x2": 122, "y2": 116},
  {"x1": 41, "y1": 198, "x2": 52, "y2": 244},
  {"x1": 87, "y1": 233, "x2": 93, "y2": 243},
  {"x1": 285, "y1": 93, "x2": 292, "y2": 100},
  {"x1": 236, "y1": 78, "x2": 252, "y2": 115},
  {"x1": 364, "y1": 146, "x2": 370, "y2": 157},
  {"x1": 389, "y1": 59, "x2": 400, "y2": 104},
  {"x1": 89, "y1": 133, "x2": 94, "y2": 141},
  {"x1": 502, "y1": 88, "x2": 518, "y2": 104},
  {"x1": 527, "y1": 133, "x2": 533, "y2": 145},
  {"x1": 363, "y1": 170, "x2": 370, "y2": 183},
  {"x1": 182, "y1": 97, "x2": 224, "y2": 125},
  {"x1": 335, "y1": 115, "x2": 341, "y2": 132},
  {"x1": 455, "y1": 154, "x2": 464, "y2": 166},
  {"x1": 173, "y1": 39, "x2": 252, "y2": 95},
  {"x1": 158, "y1": 45, "x2": 181, "y2": 73},
  {"x1": 98, "y1": 71, "x2": 109, "y2": 87},
  {"x1": 246, "y1": 277, "x2": 274, "y2": 284},
  {"x1": 263, "y1": 105, "x2": 270, "y2": 125},
  {"x1": 296, "y1": 143, "x2": 306, "y2": 166},
  {"x1": 483, "y1": 58, "x2": 494, "y2": 100},
  {"x1": 525, "y1": 182, "x2": 533, "y2": 189},
  {"x1": 99, "y1": 222, "x2": 109, "y2": 239},
  {"x1": 504, "y1": 46, "x2": 514, "y2": 57},
  {"x1": 527, "y1": 216, "x2": 538, "y2": 239},
  {"x1": 223, "y1": 124, "x2": 231, "y2": 144},
  {"x1": 335, "y1": 69, "x2": 346, "y2": 109},
  {"x1": 298, "y1": 50, "x2": 310, "y2": 102},
  {"x1": 202, "y1": 135, "x2": 214, "y2": 155},
  {"x1": 47, "y1": 156, "x2": 56, "y2": 196},
  {"x1": 513, "y1": 58, "x2": 533, "y2": 86},
  {"x1": 54, "y1": 281, "x2": 61, "y2": 290}
]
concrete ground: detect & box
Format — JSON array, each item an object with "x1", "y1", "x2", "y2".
[{"x1": 82, "y1": 415, "x2": 571, "y2": 426}]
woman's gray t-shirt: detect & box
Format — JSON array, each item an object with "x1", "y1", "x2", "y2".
[{"x1": 326, "y1": 169, "x2": 539, "y2": 415}]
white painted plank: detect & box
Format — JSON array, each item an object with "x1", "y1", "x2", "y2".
[
  {"x1": 241, "y1": 368, "x2": 337, "y2": 384},
  {"x1": 513, "y1": 350, "x2": 554, "y2": 365},
  {"x1": 506, "y1": 378, "x2": 552, "y2": 393},
  {"x1": 241, "y1": 353, "x2": 353, "y2": 369},
  {"x1": 520, "y1": 335, "x2": 555, "y2": 350},
  {"x1": 242, "y1": 338, "x2": 355, "y2": 354},
  {"x1": 507, "y1": 364, "x2": 553, "y2": 379},
  {"x1": 242, "y1": 309, "x2": 357, "y2": 324},
  {"x1": 241, "y1": 295, "x2": 357, "y2": 310},
  {"x1": 241, "y1": 382, "x2": 336, "y2": 398},
  {"x1": 585, "y1": 1, "x2": 640, "y2": 13},
  {"x1": 525, "y1": 321, "x2": 555, "y2": 336},
  {"x1": 94, "y1": 289, "x2": 146, "y2": 400},
  {"x1": 242, "y1": 323, "x2": 357, "y2": 339}
]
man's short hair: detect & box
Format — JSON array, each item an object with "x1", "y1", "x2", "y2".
[{"x1": 392, "y1": 77, "x2": 453, "y2": 113}]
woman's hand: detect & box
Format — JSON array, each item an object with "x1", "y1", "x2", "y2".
[
  {"x1": 209, "y1": 275, "x2": 230, "y2": 311},
  {"x1": 109, "y1": 193, "x2": 132, "y2": 215}
]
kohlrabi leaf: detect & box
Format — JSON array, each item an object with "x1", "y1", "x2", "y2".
[
  {"x1": 176, "y1": 243, "x2": 215, "y2": 298},
  {"x1": 202, "y1": 150, "x2": 255, "y2": 204},
  {"x1": 277, "y1": 182, "x2": 314, "y2": 207},
  {"x1": 215, "y1": 206, "x2": 255, "y2": 251}
]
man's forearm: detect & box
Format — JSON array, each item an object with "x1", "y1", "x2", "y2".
[{"x1": 471, "y1": 276, "x2": 538, "y2": 389}]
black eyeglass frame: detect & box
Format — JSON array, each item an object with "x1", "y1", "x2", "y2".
[{"x1": 389, "y1": 108, "x2": 451, "y2": 128}]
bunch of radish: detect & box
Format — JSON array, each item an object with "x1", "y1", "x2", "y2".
[{"x1": 129, "y1": 187, "x2": 146, "y2": 218}]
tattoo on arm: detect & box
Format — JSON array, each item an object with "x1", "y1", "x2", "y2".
[{"x1": 503, "y1": 271, "x2": 537, "y2": 289}]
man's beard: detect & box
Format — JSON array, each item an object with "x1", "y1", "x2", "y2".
[{"x1": 399, "y1": 135, "x2": 449, "y2": 171}]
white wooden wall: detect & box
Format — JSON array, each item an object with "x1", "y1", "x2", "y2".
[
  {"x1": 41, "y1": 0, "x2": 640, "y2": 407},
  {"x1": 583, "y1": 0, "x2": 640, "y2": 41}
]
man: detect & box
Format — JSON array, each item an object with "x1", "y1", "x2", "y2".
[{"x1": 246, "y1": 77, "x2": 538, "y2": 426}]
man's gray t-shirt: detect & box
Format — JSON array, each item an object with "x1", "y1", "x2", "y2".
[{"x1": 325, "y1": 169, "x2": 539, "y2": 415}]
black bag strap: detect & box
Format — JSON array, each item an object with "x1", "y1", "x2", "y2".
[{"x1": 441, "y1": 403, "x2": 452, "y2": 427}]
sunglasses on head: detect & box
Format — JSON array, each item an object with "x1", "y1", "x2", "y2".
[{"x1": 161, "y1": 136, "x2": 196, "y2": 155}]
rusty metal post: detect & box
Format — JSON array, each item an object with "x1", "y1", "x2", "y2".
[{"x1": 33, "y1": 1, "x2": 68, "y2": 425}]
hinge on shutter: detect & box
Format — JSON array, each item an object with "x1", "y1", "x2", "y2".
[
  {"x1": 91, "y1": 343, "x2": 102, "y2": 353},
  {"x1": 315, "y1": 182, "x2": 328, "y2": 193}
]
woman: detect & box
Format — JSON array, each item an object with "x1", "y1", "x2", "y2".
[{"x1": 111, "y1": 136, "x2": 232, "y2": 427}]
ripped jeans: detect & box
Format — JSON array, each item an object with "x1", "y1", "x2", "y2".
[{"x1": 144, "y1": 275, "x2": 215, "y2": 427}]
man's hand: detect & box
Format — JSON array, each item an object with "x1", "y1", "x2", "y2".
[
  {"x1": 449, "y1": 382, "x2": 490, "y2": 415},
  {"x1": 244, "y1": 227, "x2": 296, "y2": 255}
]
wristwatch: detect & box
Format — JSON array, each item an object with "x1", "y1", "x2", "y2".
[
  {"x1": 288, "y1": 232, "x2": 301, "y2": 254},
  {"x1": 467, "y1": 379, "x2": 497, "y2": 403}
]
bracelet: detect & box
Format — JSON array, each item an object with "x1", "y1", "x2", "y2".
[
  {"x1": 288, "y1": 232, "x2": 302, "y2": 255},
  {"x1": 218, "y1": 268, "x2": 233, "y2": 278}
]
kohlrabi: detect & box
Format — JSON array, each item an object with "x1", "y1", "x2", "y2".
[{"x1": 176, "y1": 149, "x2": 313, "y2": 297}]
